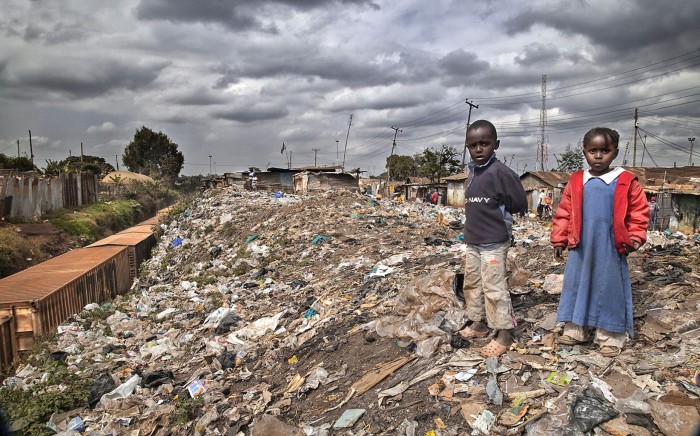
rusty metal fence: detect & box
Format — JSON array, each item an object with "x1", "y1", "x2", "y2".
[{"x1": 0, "y1": 171, "x2": 98, "y2": 220}]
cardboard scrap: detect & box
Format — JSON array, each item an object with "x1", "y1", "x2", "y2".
[
  {"x1": 377, "y1": 381, "x2": 410, "y2": 406},
  {"x1": 499, "y1": 403, "x2": 529, "y2": 427},
  {"x1": 351, "y1": 356, "x2": 415, "y2": 396}
]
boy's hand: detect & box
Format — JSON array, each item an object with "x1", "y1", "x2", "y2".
[{"x1": 553, "y1": 246, "x2": 563, "y2": 259}]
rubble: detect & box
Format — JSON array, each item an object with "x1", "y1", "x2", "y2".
[{"x1": 3, "y1": 186, "x2": 700, "y2": 434}]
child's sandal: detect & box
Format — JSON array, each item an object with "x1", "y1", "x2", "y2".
[
  {"x1": 599, "y1": 346, "x2": 621, "y2": 357},
  {"x1": 558, "y1": 334, "x2": 587, "y2": 345},
  {"x1": 478, "y1": 339, "x2": 508, "y2": 358}
]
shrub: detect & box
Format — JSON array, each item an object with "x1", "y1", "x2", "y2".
[{"x1": 0, "y1": 227, "x2": 40, "y2": 277}]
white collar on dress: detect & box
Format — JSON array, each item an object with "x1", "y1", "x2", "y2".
[{"x1": 583, "y1": 166, "x2": 624, "y2": 185}]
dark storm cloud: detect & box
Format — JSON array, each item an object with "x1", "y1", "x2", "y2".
[
  {"x1": 514, "y1": 43, "x2": 562, "y2": 67},
  {"x1": 166, "y1": 87, "x2": 227, "y2": 106},
  {"x1": 214, "y1": 105, "x2": 289, "y2": 123},
  {"x1": 437, "y1": 49, "x2": 491, "y2": 87},
  {"x1": 0, "y1": 59, "x2": 168, "y2": 99},
  {"x1": 135, "y1": 0, "x2": 379, "y2": 31},
  {"x1": 22, "y1": 21, "x2": 89, "y2": 44},
  {"x1": 504, "y1": 0, "x2": 700, "y2": 54},
  {"x1": 277, "y1": 0, "x2": 379, "y2": 11},
  {"x1": 214, "y1": 49, "x2": 437, "y2": 89},
  {"x1": 135, "y1": 0, "x2": 264, "y2": 32}
]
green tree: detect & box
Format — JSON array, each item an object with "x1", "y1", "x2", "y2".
[
  {"x1": 44, "y1": 155, "x2": 115, "y2": 177},
  {"x1": 385, "y1": 155, "x2": 416, "y2": 181},
  {"x1": 558, "y1": 143, "x2": 583, "y2": 172},
  {"x1": 0, "y1": 154, "x2": 39, "y2": 172},
  {"x1": 122, "y1": 126, "x2": 184, "y2": 182},
  {"x1": 415, "y1": 144, "x2": 461, "y2": 182}
]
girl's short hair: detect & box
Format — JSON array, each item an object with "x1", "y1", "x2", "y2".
[{"x1": 583, "y1": 127, "x2": 620, "y2": 148}]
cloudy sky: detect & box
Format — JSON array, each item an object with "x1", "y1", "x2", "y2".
[{"x1": 1, "y1": 0, "x2": 699, "y2": 176}]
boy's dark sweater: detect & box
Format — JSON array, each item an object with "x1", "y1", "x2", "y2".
[{"x1": 463, "y1": 157, "x2": 527, "y2": 245}]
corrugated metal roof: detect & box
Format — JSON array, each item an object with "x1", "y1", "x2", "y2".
[
  {"x1": 87, "y1": 231, "x2": 154, "y2": 247},
  {"x1": 443, "y1": 173, "x2": 467, "y2": 181},
  {"x1": 520, "y1": 171, "x2": 571, "y2": 186},
  {"x1": 116, "y1": 224, "x2": 156, "y2": 234},
  {"x1": 138, "y1": 216, "x2": 161, "y2": 226},
  {"x1": 0, "y1": 246, "x2": 127, "y2": 305}
]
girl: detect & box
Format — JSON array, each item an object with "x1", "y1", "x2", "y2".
[{"x1": 550, "y1": 127, "x2": 649, "y2": 357}]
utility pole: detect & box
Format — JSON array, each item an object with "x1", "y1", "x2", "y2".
[
  {"x1": 689, "y1": 137, "x2": 696, "y2": 166},
  {"x1": 289, "y1": 151, "x2": 292, "y2": 169},
  {"x1": 209, "y1": 155, "x2": 212, "y2": 174},
  {"x1": 312, "y1": 148, "x2": 320, "y2": 166},
  {"x1": 28, "y1": 130, "x2": 34, "y2": 165},
  {"x1": 115, "y1": 155, "x2": 120, "y2": 171},
  {"x1": 16, "y1": 139, "x2": 19, "y2": 158},
  {"x1": 461, "y1": 99, "x2": 479, "y2": 167},
  {"x1": 342, "y1": 114, "x2": 353, "y2": 171},
  {"x1": 80, "y1": 142, "x2": 84, "y2": 162},
  {"x1": 632, "y1": 108, "x2": 638, "y2": 167},
  {"x1": 386, "y1": 126, "x2": 402, "y2": 194},
  {"x1": 335, "y1": 140, "x2": 339, "y2": 166}
]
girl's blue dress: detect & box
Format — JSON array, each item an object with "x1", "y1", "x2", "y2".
[{"x1": 557, "y1": 176, "x2": 634, "y2": 336}]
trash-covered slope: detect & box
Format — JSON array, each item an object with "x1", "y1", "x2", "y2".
[{"x1": 6, "y1": 187, "x2": 700, "y2": 435}]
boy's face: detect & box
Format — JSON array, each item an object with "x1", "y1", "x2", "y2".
[{"x1": 466, "y1": 127, "x2": 499, "y2": 166}]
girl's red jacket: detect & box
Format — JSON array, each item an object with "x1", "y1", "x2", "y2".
[{"x1": 550, "y1": 170, "x2": 650, "y2": 255}]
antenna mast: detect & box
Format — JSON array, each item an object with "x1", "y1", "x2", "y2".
[
  {"x1": 342, "y1": 114, "x2": 353, "y2": 170},
  {"x1": 537, "y1": 74, "x2": 548, "y2": 171}
]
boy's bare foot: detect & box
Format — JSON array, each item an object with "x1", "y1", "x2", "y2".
[
  {"x1": 495, "y1": 329, "x2": 513, "y2": 347},
  {"x1": 458, "y1": 321, "x2": 489, "y2": 339}
]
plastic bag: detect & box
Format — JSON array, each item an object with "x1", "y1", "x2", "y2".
[
  {"x1": 563, "y1": 387, "x2": 618, "y2": 433},
  {"x1": 88, "y1": 373, "x2": 116, "y2": 409},
  {"x1": 100, "y1": 374, "x2": 142, "y2": 407}
]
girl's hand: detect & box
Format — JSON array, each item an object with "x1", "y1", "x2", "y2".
[
  {"x1": 622, "y1": 240, "x2": 641, "y2": 254},
  {"x1": 554, "y1": 246, "x2": 564, "y2": 259}
]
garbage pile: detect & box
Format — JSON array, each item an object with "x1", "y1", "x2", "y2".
[{"x1": 4, "y1": 187, "x2": 700, "y2": 435}]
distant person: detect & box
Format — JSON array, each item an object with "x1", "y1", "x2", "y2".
[
  {"x1": 648, "y1": 196, "x2": 657, "y2": 230},
  {"x1": 457, "y1": 119, "x2": 527, "y2": 358},
  {"x1": 537, "y1": 190, "x2": 546, "y2": 218},
  {"x1": 430, "y1": 190, "x2": 438, "y2": 205},
  {"x1": 542, "y1": 192, "x2": 553, "y2": 218},
  {"x1": 249, "y1": 170, "x2": 256, "y2": 190},
  {"x1": 551, "y1": 127, "x2": 649, "y2": 357}
]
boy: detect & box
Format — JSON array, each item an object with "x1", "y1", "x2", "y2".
[{"x1": 457, "y1": 120, "x2": 528, "y2": 358}]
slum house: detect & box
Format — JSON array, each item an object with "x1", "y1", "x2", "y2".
[
  {"x1": 293, "y1": 167, "x2": 358, "y2": 194},
  {"x1": 443, "y1": 173, "x2": 467, "y2": 208},
  {"x1": 241, "y1": 168, "x2": 296, "y2": 193},
  {"x1": 393, "y1": 177, "x2": 439, "y2": 202},
  {"x1": 634, "y1": 166, "x2": 700, "y2": 233},
  {"x1": 358, "y1": 178, "x2": 382, "y2": 196},
  {"x1": 202, "y1": 176, "x2": 226, "y2": 189},
  {"x1": 519, "y1": 171, "x2": 572, "y2": 212},
  {"x1": 223, "y1": 172, "x2": 245, "y2": 187}
]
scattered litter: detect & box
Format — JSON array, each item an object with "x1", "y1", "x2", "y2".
[
  {"x1": 4, "y1": 187, "x2": 698, "y2": 433},
  {"x1": 546, "y1": 371, "x2": 575, "y2": 386},
  {"x1": 187, "y1": 379, "x2": 207, "y2": 398},
  {"x1": 332, "y1": 408, "x2": 366, "y2": 429}
]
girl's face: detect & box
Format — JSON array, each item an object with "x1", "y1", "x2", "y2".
[{"x1": 583, "y1": 134, "x2": 618, "y2": 176}]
